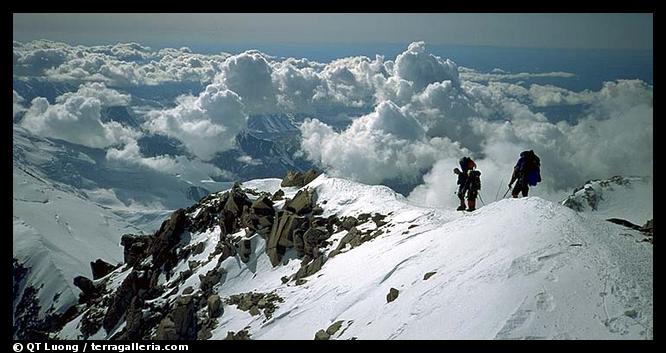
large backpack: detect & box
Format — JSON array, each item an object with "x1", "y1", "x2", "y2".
[{"x1": 518, "y1": 150, "x2": 541, "y2": 186}]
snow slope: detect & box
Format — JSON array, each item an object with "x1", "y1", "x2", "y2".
[
  {"x1": 13, "y1": 163, "x2": 141, "y2": 321},
  {"x1": 561, "y1": 176, "x2": 652, "y2": 225},
  {"x1": 57, "y1": 174, "x2": 652, "y2": 340}
]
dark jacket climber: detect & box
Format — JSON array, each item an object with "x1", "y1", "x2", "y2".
[
  {"x1": 454, "y1": 157, "x2": 481, "y2": 211},
  {"x1": 509, "y1": 150, "x2": 541, "y2": 198}
]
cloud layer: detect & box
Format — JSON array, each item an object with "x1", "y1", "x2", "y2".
[{"x1": 13, "y1": 39, "x2": 653, "y2": 208}]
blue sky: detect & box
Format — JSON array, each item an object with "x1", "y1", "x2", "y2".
[{"x1": 13, "y1": 13, "x2": 653, "y2": 50}]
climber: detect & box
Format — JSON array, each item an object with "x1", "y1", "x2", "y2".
[
  {"x1": 508, "y1": 150, "x2": 541, "y2": 198},
  {"x1": 454, "y1": 157, "x2": 481, "y2": 211}
]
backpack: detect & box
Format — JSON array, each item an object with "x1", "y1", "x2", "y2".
[{"x1": 518, "y1": 150, "x2": 541, "y2": 186}]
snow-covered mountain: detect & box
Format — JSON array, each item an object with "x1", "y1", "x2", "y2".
[
  {"x1": 13, "y1": 163, "x2": 141, "y2": 338},
  {"x1": 41, "y1": 174, "x2": 651, "y2": 340},
  {"x1": 561, "y1": 176, "x2": 652, "y2": 225}
]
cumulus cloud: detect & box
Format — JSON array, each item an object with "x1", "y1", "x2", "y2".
[
  {"x1": 300, "y1": 101, "x2": 468, "y2": 184},
  {"x1": 14, "y1": 40, "x2": 228, "y2": 86},
  {"x1": 393, "y1": 41, "x2": 459, "y2": 91},
  {"x1": 408, "y1": 78, "x2": 653, "y2": 207},
  {"x1": 215, "y1": 50, "x2": 278, "y2": 113},
  {"x1": 13, "y1": 39, "x2": 652, "y2": 209},
  {"x1": 19, "y1": 83, "x2": 139, "y2": 148},
  {"x1": 143, "y1": 83, "x2": 248, "y2": 160},
  {"x1": 106, "y1": 139, "x2": 224, "y2": 178},
  {"x1": 13, "y1": 90, "x2": 26, "y2": 118}
]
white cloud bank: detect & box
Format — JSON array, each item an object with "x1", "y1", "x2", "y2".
[
  {"x1": 13, "y1": 40, "x2": 652, "y2": 208},
  {"x1": 19, "y1": 83, "x2": 138, "y2": 148},
  {"x1": 143, "y1": 83, "x2": 248, "y2": 160}
]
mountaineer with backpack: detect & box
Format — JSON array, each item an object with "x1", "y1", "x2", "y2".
[
  {"x1": 508, "y1": 150, "x2": 541, "y2": 198},
  {"x1": 454, "y1": 157, "x2": 482, "y2": 211}
]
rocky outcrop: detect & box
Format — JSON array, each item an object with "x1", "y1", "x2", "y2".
[
  {"x1": 90, "y1": 259, "x2": 119, "y2": 280},
  {"x1": 284, "y1": 188, "x2": 317, "y2": 215},
  {"x1": 102, "y1": 270, "x2": 151, "y2": 333},
  {"x1": 271, "y1": 189, "x2": 285, "y2": 201},
  {"x1": 149, "y1": 209, "x2": 188, "y2": 270},
  {"x1": 120, "y1": 234, "x2": 152, "y2": 267},
  {"x1": 207, "y1": 294, "x2": 222, "y2": 318},
  {"x1": 155, "y1": 295, "x2": 198, "y2": 340},
  {"x1": 73, "y1": 276, "x2": 101, "y2": 303},
  {"x1": 225, "y1": 292, "x2": 284, "y2": 320},
  {"x1": 294, "y1": 255, "x2": 327, "y2": 282},
  {"x1": 280, "y1": 169, "x2": 320, "y2": 188},
  {"x1": 314, "y1": 329, "x2": 330, "y2": 340},
  {"x1": 199, "y1": 266, "x2": 226, "y2": 294},
  {"x1": 48, "y1": 178, "x2": 386, "y2": 340},
  {"x1": 225, "y1": 330, "x2": 251, "y2": 340}
]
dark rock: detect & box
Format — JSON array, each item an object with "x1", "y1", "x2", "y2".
[
  {"x1": 149, "y1": 209, "x2": 188, "y2": 269},
  {"x1": 183, "y1": 287, "x2": 194, "y2": 295},
  {"x1": 284, "y1": 189, "x2": 317, "y2": 215},
  {"x1": 73, "y1": 276, "x2": 97, "y2": 297},
  {"x1": 219, "y1": 209, "x2": 238, "y2": 236},
  {"x1": 281, "y1": 170, "x2": 305, "y2": 187},
  {"x1": 386, "y1": 288, "x2": 399, "y2": 303},
  {"x1": 294, "y1": 255, "x2": 326, "y2": 281},
  {"x1": 312, "y1": 206, "x2": 324, "y2": 216},
  {"x1": 199, "y1": 267, "x2": 226, "y2": 293},
  {"x1": 187, "y1": 260, "x2": 199, "y2": 271},
  {"x1": 267, "y1": 212, "x2": 304, "y2": 266},
  {"x1": 191, "y1": 242, "x2": 206, "y2": 255},
  {"x1": 302, "y1": 169, "x2": 319, "y2": 185},
  {"x1": 169, "y1": 296, "x2": 198, "y2": 340},
  {"x1": 281, "y1": 276, "x2": 290, "y2": 284},
  {"x1": 251, "y1": 196, "x2": 274, "y2": 215},
  {"x1": 80, "y1": 307, "x2": 105, "y2": 338},
  {"x1": 339, "y1": 216, "x2": 358, "y2": 231},
  {"x1": 207, "y1": 294, "x2": 222, "y2": 318},
  {"x1": 225, "y1": 330, "x2": 251, "y2": 340},
  {"x1": 226, "y1": 292, "x2": 283, "y2": 319},
  {"x1": 120, "y1": 234, "x2": 152, "y2": 267},
  {"x1": 155, "y1": 317, "x2": 178, "y2": 340},
  {"x1": 314, "y1": 329, "x2": 330, "y2": 340},
  {"x1": 119, "y1": 296, "x2": 144, "y2": 340},
  {"x1": 102, "y1": 270, "x2": 150, "y2": 333},
  {"x1": 335, "y1": 227, "x2": 361, "y2": 253},
  {"x1": 223, "y1": 184, "x2": 252, "y2": 218},
  {"x1": 90, "y1": 259, "x2": 118, "y2": 280},
  {"x1": 303, "y1": 227, "x2": 329, "y2": 258},
  {"x1": 423, "y1": 272, "x2": 437, "y2": 281},
  {"x1": 197, "y1": 326, "x2": 213, "y2": 340},
  {"x1": 271, "y1": 189, "x2": 285, "y2": 201},
  {"x1": 238, "y1": 238, "x2": 252, "y2": 263},
  {"x1": 326, "y1": 320, "x2": 344, "y2": 336},
  {"x1": 213, "y1": 238, "x2": 236, "y2": 263},
  {"x1": 357, "y1": 213, "x2": 371, "y2": 223},
  {"x1": 372, "y1": 213, "x2": 388, "y2": 227},
  {"x1": 295, "y1": 279, "x2": 307, "y2": 286}
]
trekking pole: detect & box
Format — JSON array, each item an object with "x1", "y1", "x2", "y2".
[
  {"x1": 502, "y1": 186, "x2": 511, "y2": 199},
  {"x1": 478, "y1": 194, "x2": 486, "y2": 206},
  {"x1": 494, "y1": 178, "x2": 504, "y2": 202}
]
